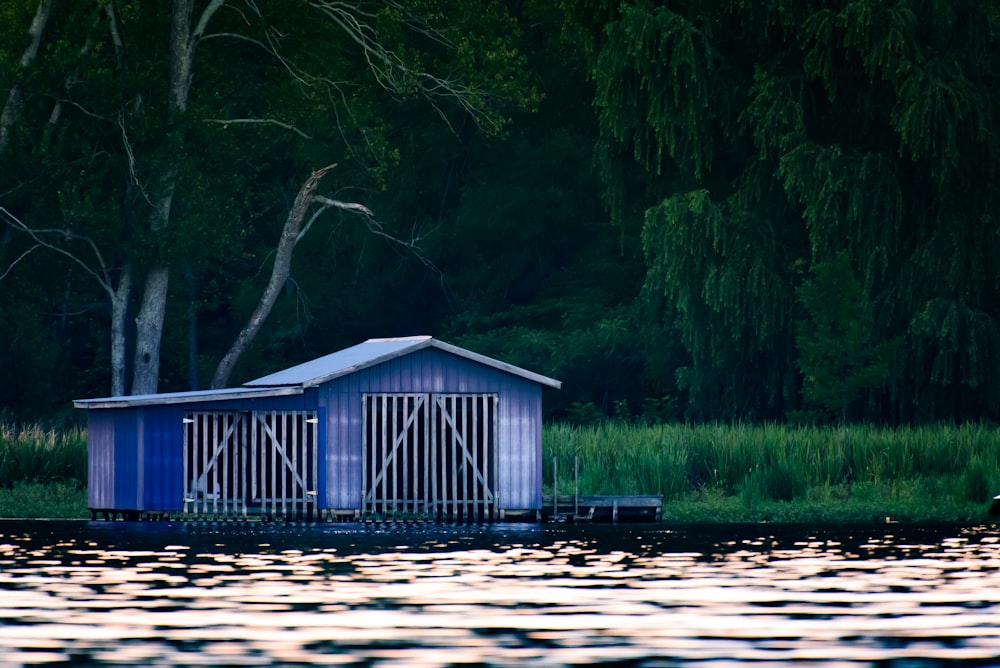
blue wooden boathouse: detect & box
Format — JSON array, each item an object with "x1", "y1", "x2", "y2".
[{"x1": 74, "y1": 336, "x2": 561, "y2": 521}]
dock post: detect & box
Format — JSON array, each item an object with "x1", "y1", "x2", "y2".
[
  {"x1": 552, "y1": 456, "x2": 558, "y2": 518},
  {"x1": 574, "y1": 455, "x2": 579, "y2": 518}
]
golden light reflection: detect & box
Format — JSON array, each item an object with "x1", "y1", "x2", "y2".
[{"x1": 0, "y1": 521, "x2": 999, "y2": 666}]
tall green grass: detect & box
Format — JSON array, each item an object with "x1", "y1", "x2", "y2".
[
  {"x1": 0, "y1": 423, "x2": 87, "y2": 488},
  {"x1": 0, "y1": 423, "x2": 88, "y2": 518},
  {"x1": 544, "y1": 422, "x2": 1000, "y2": 522}
]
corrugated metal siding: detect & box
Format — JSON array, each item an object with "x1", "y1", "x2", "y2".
[
  {"x1": 113, "y1": 409, "x2": 140, "y2": 510},
  {"x1": 87, "y1": 391, "x2": 320, "y2": 513},
  {"x1": 318, "y1": 348, "x2": 544, "y2": 511},
  {"x1": 87, "y1": 410, "x2": 116, "y2": 509},
  {"x1": 184, "y1": 390, "x2": 318, "y2": 412},
  {"x1": 141, "y1": 406, "x2": 184, "y2": 511}
]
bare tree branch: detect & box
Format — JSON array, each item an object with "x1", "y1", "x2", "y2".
[
  {"x1": 211, "y1": 163, "x2": 338, "y2": 389},
  {"x1": 0, "y1": 207, "x2": 115, "y2": 300},
  {"x1": 309, "y1": 195, "x2": 442, "y2": 276},
  {"x1": 0, "y1": 243, "x2": 43, "y2": 281},
  {"x1": 119, "y1": 112, "x2": 153, "y2": 205},
  {"x1": 204, "y1": 117, "x2": 312, "y2": 138}
]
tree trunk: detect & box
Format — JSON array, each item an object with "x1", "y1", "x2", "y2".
[
  {"x1": 110, "y1": 264, "x2": 132, "y2": 396},
  {"x1": 127, "y1": 0, "x2": 224, "y2": 395},
  {"x1": 0, "y1": 0, "x2": 54, "y2": 155},
  {"x1": 131, "y1": 266, "x2": 169, "y2": 395},
  {"x1": 211, "y1": 164, "x2": 336, "y2": 388}
]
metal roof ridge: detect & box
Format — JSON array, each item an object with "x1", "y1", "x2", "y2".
[
  {"x1": 241, "y1": 335, "x2": 560, "y2": 390},
  {"x1": 366, "y1": 335, "x2": 433, "y2": 343},
  {"x1": 298, "y1": 336, "x2": 434, "y2": 387}
]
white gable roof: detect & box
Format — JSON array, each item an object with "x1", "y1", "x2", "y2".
[{"x1": 244, "y1": 336, "x2": 562, "y2": 389}]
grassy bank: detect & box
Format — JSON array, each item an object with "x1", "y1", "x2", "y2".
[
  {"x1": 3, "y1": 421, "x2": 999, "y2": 522},
  {"x1": 0, "y1": 424, "x2": 88, "y2": 518},
  {"x1": 544, "y1": 422, "x2": 1000, "y2": 523}
]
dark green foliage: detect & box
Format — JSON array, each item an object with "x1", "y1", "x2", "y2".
[
  {"x1": 796, "y1": 252, "x2": 902, "y2": 422},
  {"x1": 565, "y1": 0, "x2": 1000, "y2": 423},
  {"x1": 2, "y1": 0, "x2": 1000, "y2": 426}
]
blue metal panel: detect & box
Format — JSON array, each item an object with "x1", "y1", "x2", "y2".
[
  {"x1": 185, "y1": 389, "x2": 318, "y2": 412},
  {"x1": 141, "y1": 405, "x2": 184, "y2": 512},
  {"x1": 316, "y1": 407, "x2": 328, "y2": 506},
  {"x1": 113, "y1": 409, "x2": 140, "y2": 510},
  {"x1": 87, "y1": 410, "x2": 116, "y2": 509},
  {"x1": 322, "y1": 387, "x2": 358, "y2": 509}
]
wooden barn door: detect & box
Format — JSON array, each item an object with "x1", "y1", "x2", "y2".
[
  {"x1": 183, "y1": 410, "x2": 318, "y2": 519},
  {"x1": 362, "y1": 393, "x2": 498, "y2": 521}
]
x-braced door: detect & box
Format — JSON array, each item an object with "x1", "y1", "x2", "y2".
[
  {"x1": 183, "y1": 410, "x2": 318, "y2": 519},
  {"x1": 362, "y1": 393, "x2": 498, "y2": 521}
]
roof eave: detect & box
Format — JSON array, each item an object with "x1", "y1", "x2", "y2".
[
  {"x1": 73, "y1": 386, "x2": 305, "y2": 410},
  {"x1": 428, "y1": 339, "x2": 562, "y2": 389}
]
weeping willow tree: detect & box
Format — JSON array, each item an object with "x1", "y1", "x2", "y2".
[{"x1": 564, "y1": 0, "x2": 1000, "y2": 422}]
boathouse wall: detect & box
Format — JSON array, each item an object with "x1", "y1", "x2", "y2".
[
  {"x1": 78, "y1": 337, "x2": 556, "y2": 519},
  {"x1": 319, "y1": 346, "x2": 543, "y2": 511},
  {"x1": 86, "y1": 392, "x2": 320, "y2": 514}
]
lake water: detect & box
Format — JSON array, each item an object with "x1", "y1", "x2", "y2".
[{"x1": 1, "y1": 520, "x2": 999, "y2": 666}]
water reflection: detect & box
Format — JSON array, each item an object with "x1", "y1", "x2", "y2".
[{"x1": 1, "y1": 520, "x2": 999, "y2": 665}]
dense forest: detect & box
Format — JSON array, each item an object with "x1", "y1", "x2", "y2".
[{"x1": 1, "y1": 0, "x2": 997, "y2": 426}]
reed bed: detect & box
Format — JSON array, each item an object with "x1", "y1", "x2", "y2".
[
  {"x1": 0, "y1": 423, "x2": 87, "y2": 488},
  {"x1": 544, "y1": 422, "x2": 1000, "y2": 522}
]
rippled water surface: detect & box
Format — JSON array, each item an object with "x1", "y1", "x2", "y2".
[{"x1": 2, "y1": 520, "x2": 1000, "y2": 666}]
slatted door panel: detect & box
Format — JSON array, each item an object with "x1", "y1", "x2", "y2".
[
  {"x1": 362, "y1": 394, "x2": 428, "y2": 517},
  {"x1": 183, "y1": 410, "x2": 318, "y2": 519},
  {"x1": 434, "y1": 394, "x2": 498, "y2": 521},
  {"x1": 362, "y1": 393, "x2": 497, "y2": 521}
]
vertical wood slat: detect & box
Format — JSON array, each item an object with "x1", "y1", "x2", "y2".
[
  {"x1": 401, "y1": 396, "x2": 408, "y2": 515},
  {"x1": 362, "y1": 396, "x2": 369, "y2": 516},
  {"x1": 195, "y1": 413, "x2": 203, "y2": 515},
  {"x1": 254, "y1": 412, "x2": 261, "y2": 515},
  {"x1": 423, "y1": 395, "x2": 430, "y2": 517},
  {"x1": 472, "y1": 396, "x2": 479, "y2": 520},
  {"x1": 241, "y1": 413, "x2": 248, "y2": 518},
  {"x1": 450, "y1": 395, "x2": 459, "y2": 520},
  {"x1": 392, "y1": 396, "x2": 400, "y2": 515},
  {"x1": 291, "y1": 411, "x2": 299, "y2": 518},
  {"x1": 269, "y1": 412, "x2": 276, "y2": 517},
  {"x1": 380, "y1": 394, "x2": 388, "y2": 516},
  {"x1": 492, "y1": 394, "x2": 499, "y2": 517},
  {"x1": 459, "y1": 396, "x2": 467, "y2": 519},
  {"x1": 479, "y1": 397, "x2": 487, "y2": 518},
  {"x1": 182, "y1": 416, "x2": 190, "y2": 515},
  {"x1": 203, "y1": 414, "x2": 211, "y2": 516},
  {"x1": 431, "y1": 394, "x2": 439, "y2": 518}
]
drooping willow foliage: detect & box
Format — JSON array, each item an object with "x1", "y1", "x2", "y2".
[{"x1": 566, "y1": 0, "x2": 1000, "y2": 422}]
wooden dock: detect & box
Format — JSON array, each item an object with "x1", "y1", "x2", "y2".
[
  {"x1": 545, "y1": 456, "x2": 662, "y2": 523},
  {"x1": 543, "y1": 494, "x2": 663, "y2": 523}
]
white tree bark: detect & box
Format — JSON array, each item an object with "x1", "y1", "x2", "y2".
[
  {"x1": 0, "y1": 0, "x2": 54, "y2": 155},
  {"x1": 131, "y1": 266, "x2": 169, "y2": 395},
  {"x1": 129, "y1": 0, "x2": 225, "y2": 395},
  {"x1": 110, "y1": 264, "x2": 132, "y2": 396},
  {"x1": 210, "y1": 164, "x2": 337, "y2": 389}
]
